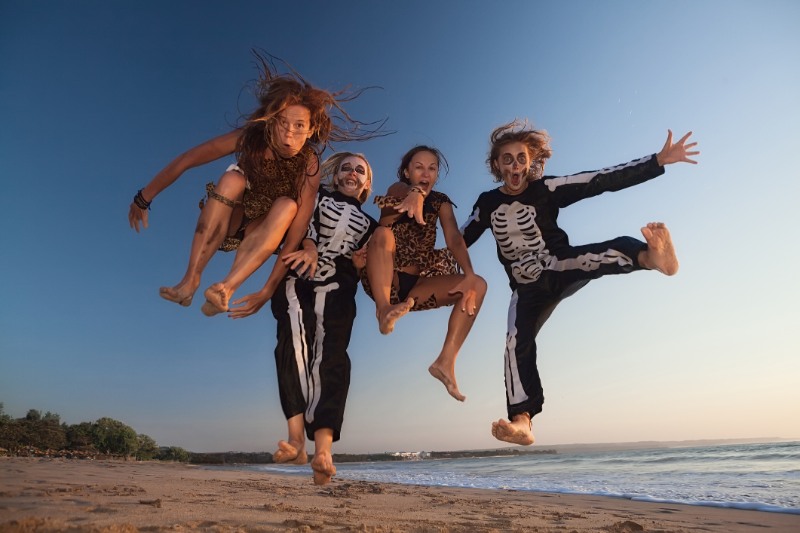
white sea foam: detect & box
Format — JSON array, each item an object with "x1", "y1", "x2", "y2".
[{"x1": 233, "y1": 441, "x2": 800, "y2": 515}]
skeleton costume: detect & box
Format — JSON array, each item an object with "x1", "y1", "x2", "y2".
[
  {"x1": 360, "y1": 190, "x2": 460, "y2": 311},
  {"x1": 461, "y1": 154, "x2": 665, "y2": 421},
  {"x1": 271, "y1": 188, "x2": 377, "y2": 441}
]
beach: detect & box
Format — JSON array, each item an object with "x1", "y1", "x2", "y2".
[{"x1": 0, "y1": 457, "x2": 797, "y2": 532}]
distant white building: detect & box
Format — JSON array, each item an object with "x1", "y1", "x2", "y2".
[{"x1": 390, "y1": 451, "x2": 431, "y2": 460}]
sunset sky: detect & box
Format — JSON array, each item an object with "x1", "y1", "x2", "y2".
[{"x1": 2, "y1": 0, "x2": 798, "y2": 453}]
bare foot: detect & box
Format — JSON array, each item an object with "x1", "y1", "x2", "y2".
[
  {"x1": 159, "y1": 284, "x2": 195, "y2": 307},
  {"x1": 311, "y1": 450, "x2": 336, "y2": 485},
  {"x1": 491, "y1": 415, "x2": 534, "y2": 445},
  {"x1": 201, "y1": 283, "x2": 231, "y2": 316},
  {"x1": 640, "y1": 222, "x2": 679, "y2": 276},
  {"x1": 273, "y1": 440, "x2": 308, "y2": 465},
  {"x1": 377, "y1": 297, "x2": 414, "y2": 335},
  {"x1": 428, "y1": 364, "x2": 466, "y2": 402}
]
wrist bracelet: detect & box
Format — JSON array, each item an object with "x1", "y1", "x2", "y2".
[
  {"x1": 409, "y1": 186, "x2": 427, "y2": 198},
  {"x1": 134, "y1": 189, "x2": 152, "y2": 210}
]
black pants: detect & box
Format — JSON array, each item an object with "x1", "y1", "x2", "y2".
[
  {"x1": 271, "y1": 275, "x2": 357, "y2": 441},
  {"x1": 503, "y1": 237, "x2": 646, "y2": 420}
]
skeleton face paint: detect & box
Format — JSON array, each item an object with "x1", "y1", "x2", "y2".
[
  {"x1": 334, "y1": 156, "x2": 370, "y2": 199},
  {"x1": 495, "y1": 141, "x2": 531, "y2": 195}
]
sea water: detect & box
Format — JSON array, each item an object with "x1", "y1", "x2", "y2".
[{"x1": 237, "y1": 441, "x2": 800, "y2": 514}]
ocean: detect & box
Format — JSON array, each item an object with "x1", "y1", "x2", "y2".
[{"x1": 230, "y1": 440, "x2": 800, "y2": 515}]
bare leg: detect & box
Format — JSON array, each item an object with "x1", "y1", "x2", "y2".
[
  {"x1": 273, "y1": 414, "x2": 307, "y2": 465},
  {"x1": 638, "y1": 222, "x2": 679, "y2": 276},
  {"x1": 366, "y1": 227, "x2": 414, "y2": 334},
  {"x1": 491, "y1": 413, "x2": 534, "y2": 445},
  {"x1": 201, "y1": 197, "x2": 298, "y2": 316},
  {"x1": 310, "y1": 428, "x2": 336, "y2": 485},
  {"x1": 160, "y1": 171, "x2": 245, "y2": 307},
  {"x1": 411, "y1": 274, "x2": 487, "y2": 402}
]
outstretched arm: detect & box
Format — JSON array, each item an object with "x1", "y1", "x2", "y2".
[
  {"x1": 128, "y1": 129, "x2": 242, "y2": 232},
  {"x1": 228, "y1": 238, "x2": 318, "y2": 320},
  {"x1": 228, "y1": 157, "x2": 321, "y2": 318},
  {"x1": 271, "y1": 158, "x2": 322, "y2": 282},
  {"x1": 546, "y1": 129, "x2": 699, "y2": 208},
  {"x1": 440, "y1": 202, "x2": 482, "y2": 315},
  {"x1": 440, "y1": 203, "x2": 475, "y2": 276},
  {"x1": 656, "y1": 130, "x2": 699, "y2": 166},
  {"x1": 460, "y1": 196, "x2": 489, "y2": 248},
  {"x1": 384, "y1": 180, "x2": 428, "y2": 225}
]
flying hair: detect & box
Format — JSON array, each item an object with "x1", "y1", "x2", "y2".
[
  {"x1": 487, "y1": 119, "x2": 552, "y2": 182},
  {"x1": 236, "y1": 50, "x2": 390, "y2": 179}
]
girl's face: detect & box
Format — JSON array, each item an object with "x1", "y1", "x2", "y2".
[
  {"x1": 403, "y1": 150, "x2": 439, "y2": 195},
  {"x1": 494, "y1": 141, "x2": 531, "y2": 195},
  {"x1": 272, "y1": 104, "x2": 313, "y2": 158},
  {"x1": 334, "y1": 155, "x2": 370, "y2": 200}
]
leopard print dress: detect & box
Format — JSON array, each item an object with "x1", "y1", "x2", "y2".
[
  {"x1": 202, "y1": 144, "x2": 315, "y2": 251},
  {"x1": 360, "y1": 190, "x2": 460, "y2": 311}
]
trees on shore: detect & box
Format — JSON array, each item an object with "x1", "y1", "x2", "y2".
[
  {"x1": 0, "y1": 403, "x2": 188, "y2": 461},
  {"x1": 1, "y1": 403, "x2": 555, "y2": 464}
]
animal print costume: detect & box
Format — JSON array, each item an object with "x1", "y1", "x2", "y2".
[
  {"x1": 461, "y1": 154, "x2": 665, "y2": 421},
  {"x1": 360, "y1": 190, "x2": 460, "y2": 311},
  {"x1": 202, "y1": 144, "x2": 316, "y2": 252}
]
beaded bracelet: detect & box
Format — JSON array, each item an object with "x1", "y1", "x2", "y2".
[{"x1": 133, "y1": 189, "x2": 151, "y2": 210}]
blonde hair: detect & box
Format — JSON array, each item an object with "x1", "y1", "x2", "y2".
[{"x1": 321, "y1": 152, "x2": 373, "y2": 204}]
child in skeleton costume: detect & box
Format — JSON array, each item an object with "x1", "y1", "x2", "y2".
[
  {"x1": 128, "y1": 52, "x2": 383, "y2": 317},
  {"x1": 461, "y1": 122, "x2": 699, "y2": 446},
  {"x1": 230, "y1": 153, "x2": 376, "y2": 485},
  {"x1": 363, "y1": 146, "x2": 487, "y2": 402}
]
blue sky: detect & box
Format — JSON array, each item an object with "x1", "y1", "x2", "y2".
[{"x1": 2, "y1": 1, "x2": 798, "y2": 453}]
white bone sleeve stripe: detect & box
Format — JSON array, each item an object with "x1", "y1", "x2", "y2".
[{"x1": 462, "y1": 154, "x2": 663, "y2": 289}]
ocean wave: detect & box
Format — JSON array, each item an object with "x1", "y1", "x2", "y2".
[{"x1": 217, "y1": 441, "x2": 800, "y2": 515}]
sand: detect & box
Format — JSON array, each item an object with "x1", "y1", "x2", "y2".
[{"x1": 1, "y1": 457, "x2": 798, "y2": 532}]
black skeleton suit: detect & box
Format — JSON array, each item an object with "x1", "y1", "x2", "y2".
[
  {"x1": 271, "y1": 188, "x2": 377, "y2": 441},
  {"x1": 461, "y1": 155, "x2": 665, "y2": 421}
]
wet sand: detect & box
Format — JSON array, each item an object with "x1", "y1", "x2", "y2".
[{"x1": 1, "y1": 457, "x2": 798, "y2": 532}]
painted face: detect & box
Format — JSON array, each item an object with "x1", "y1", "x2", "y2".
[
  {"x1": 272, "y1": 104, "x2": 313, "y2": 158},
  {"x1": 334, "y1": 155, "x2": 370, "y2": 200},
  {"x1": 494, "y1": 141, "x2": 531, "y2": 195},
  {"x1": 403, "y1": 150, "x2": 439, "y2": 195}
]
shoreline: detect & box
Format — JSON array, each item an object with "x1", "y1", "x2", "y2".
[
  {"x1": 2, "y1": 457, "x2": 799, "y2": 532},
  {"x1": 221, "y1": 462, "x2": 800, "y2": 517}
]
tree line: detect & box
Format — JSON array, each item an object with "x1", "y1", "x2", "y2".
[
  {"x1": 1, "y1": 403, "x2": 557, "y2": 464},
  {"x1": 0, "y1": 403, "x2": 189, "y2": 461}
]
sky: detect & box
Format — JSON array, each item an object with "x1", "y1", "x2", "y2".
[{"x1": 1, "y1": 0, "x2": 799, "y2": 454}]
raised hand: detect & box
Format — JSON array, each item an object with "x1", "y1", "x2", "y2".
[
  {"x1": 128, "y1": 203, "x2": 149, "y2": 232},
  {"x1": 395, "y1": 189, "x2": 426, "y2": 224},
  {"x1": 656, "y1": 130, "x2": 700, "y2": 166}
]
